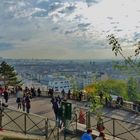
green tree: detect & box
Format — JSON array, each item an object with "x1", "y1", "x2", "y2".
[
  {"x1": 86, "y1": 78, "x2": 129, "y2": 114},
  {"x1": 93, "y1": 79, "x2": 128, "y2": 99},
  {"x1": 127, "y1": 77, "x2": 139, "y2": 101},
  {"x1": 90, "y1": 92, "x2": 103, "y2": 116},
  {"x1": 107, "y1": 34, "x2": 140, "y2": 101},
  {"x1": 0, "y1": 61, "x2": 22, "y2": 87}
]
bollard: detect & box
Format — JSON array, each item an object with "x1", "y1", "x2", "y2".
[
  {"x1": 0, "y1": 100, "x2": 4, "y2": 131},
  {"x1": 86, "y1": 111, "x2": 91, "y2": 129},
  {"x1": 45, "y1": 119, "x2": 48, "y2": 140}
]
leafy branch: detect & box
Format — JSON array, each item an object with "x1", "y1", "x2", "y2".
[{"x1": 107, "y1": 34, "x2": 140, "y2": 74}]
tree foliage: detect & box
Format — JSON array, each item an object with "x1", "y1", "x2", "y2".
[
  {"x1": 85, "y1": 79, "x2": 128, "y2": 116},
  {"x1": 108, "y1": 34, "x2": 140, "y2": 74},
  {"x1": 90, "y1": 93, "x2": 103, "y2": 116},
  {"x1": 107, "y1": 34, "x2": 140, "y2": 101},
  {"x1": 127, "y1": 77, "x2": 140, "y2": 101},
  {"x1": 0, "y1": 61, "x2": 22, "y2": 87},
  {"x1": 90, "y1": 79, "x2": 128, "y2": 99}
]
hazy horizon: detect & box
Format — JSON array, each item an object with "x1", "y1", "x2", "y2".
[{"x1": 0, "y1": 57, "x2": 124, "y2": 62}]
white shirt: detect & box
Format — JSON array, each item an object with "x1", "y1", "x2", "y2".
[{"x1": 16, "y1": 91, "x2": 23, "y2": 98}]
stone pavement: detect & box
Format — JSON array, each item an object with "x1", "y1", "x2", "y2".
[
  {"x1": 8, "y1": 96, "x2": 54, "y2": 119},
  {"x1": 0, "y1": 130, "x2": 44, "y2": 140}
]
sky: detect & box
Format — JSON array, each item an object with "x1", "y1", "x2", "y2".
[{"x1": 0, "y1": 0, "x2": 140, "y2": 60}]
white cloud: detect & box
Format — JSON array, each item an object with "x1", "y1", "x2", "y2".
[{"x1": 0, "y1": 0, "x2": 140, "y2": 59}]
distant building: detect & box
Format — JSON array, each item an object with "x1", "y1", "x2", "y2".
[
  {"x1": 75, "y1": 73, "x2": 94, "y2": 89},
  {"x1": 75, "y1": 72, "x2": 109, "y2": 89},
  {"x1": 48, "y1": 77, "x2": 71, "y2": 93},
  {"x1": 94, "y1": 72, "x2": 108, "y2": 81}
]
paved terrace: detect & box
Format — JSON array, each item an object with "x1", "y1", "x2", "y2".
[
  {"x1": 1, "y1": 95, "x2": 140, "y2": 140},
  {"x1": 7, "y1": 96, "x2": 140, "y2": 120}
]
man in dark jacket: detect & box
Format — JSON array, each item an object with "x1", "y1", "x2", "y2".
[{"x1": 3, "y1": 87, "x2": 9, "y2": 103}]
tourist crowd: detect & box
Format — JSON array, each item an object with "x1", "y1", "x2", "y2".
[{"x1": 0, "y1": 85, "x2": 41, "y2": 113}]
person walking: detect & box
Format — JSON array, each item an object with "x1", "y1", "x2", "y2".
[
  {"x1": 25, "y1": 94, "x2": 31, "y2": 113},
  {"x1": 52, "y1": 98, "x2": 59, "y2": 121},
  {"x1": 81, "y1": 128, "x2": 93, "y2": 140}
]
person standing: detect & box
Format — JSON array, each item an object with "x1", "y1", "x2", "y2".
[
  {"x1": 16, "y1": 87, "x2": 23, "y2": 109},
  {"x1": 61, "y1": 89, "x2": 65, "y2": 99},
  {"x1": 3, "y1": 86, "x2": 9, "y2": 103},
  {"x1": 97, "y1": 116, "x2": 105, "y2": 133},
  {"x1": 79, "y1": 91, "x2": 82, "y2": 101},
  {"x1": 37, "y1": 88, "x2": 41, "y2": 97},
  {"x1": 25, "y1": 94, "x2": 31, "y2": 113},
  {"x1": 52, "y1": 98, "x2": 59, "y2": 121},
  {"x1": 81, "y1": 128, "x2": 93, "y2": 140},
  {"x1": 22, "y1": 93, "x2": 26, "y2": 112},
  {"x1": 67, "y1": 90, "x2": 71, "y2": 99},
  {"x1": 0, "y1": 85, "x2": 3, "y2": 96},
  {"x1": 95, "y1": 132, "x2": 107, "y2": 140},
  {"x1": 57, "y1": 101, "x2": 63, "y2": 128}
]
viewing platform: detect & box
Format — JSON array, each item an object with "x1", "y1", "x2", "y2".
[{"x1": 0, "y1": 90, "x2": 139, "y2": 140}]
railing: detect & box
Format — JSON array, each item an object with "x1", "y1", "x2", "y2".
[
  {"x1": 9, "y1": 89, "x2": 140, "y2": 115},
  {"x1": 41, "y1": 90, "x2": 140, "y2": 115},
  {"x1": 0, "y1": 106, "x2": 60, "y2": 140},
  {"x1": 1, "y1": 104, "x2": 140, "y2": 140},
  {"x1": 2, "y1": 107, "x2": 47, "y2": 136},
  {"x1": 46, "y1": 119, "x2": 60, "y2": 140},
  {"x1": 1, "y1": 91, "x2": 140, "y2": 140},
  {"x1": 91, "y1": 114, "x2": 140, "y2": 140},
  {"x1": 122, "y1": 101, "x2": 140, "y2": 114},
  {"x1": 71, "y1": 107, "x2": 140, "y2": 140}
]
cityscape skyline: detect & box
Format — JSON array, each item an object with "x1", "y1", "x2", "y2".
[{"x1": 0, "y1": 0, "x2": 140, "y2": 59}]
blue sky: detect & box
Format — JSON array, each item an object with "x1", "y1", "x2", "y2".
[{"x1": 0, "y1": 0, "x2": 140, "y2": 59}]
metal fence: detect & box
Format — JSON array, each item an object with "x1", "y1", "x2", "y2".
[
  {"x1": 0, "y1": 106, "x2": 80, "y2": 140},
  {"x1": 0, "y1": 102, "x2": 140, "y2": 140},
  {"x1": 72, "y1": 107, "x2": 140, "y2": 140},
  {"x1": 0, "y1": 106, "x2": 60, "y2": 140}
]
